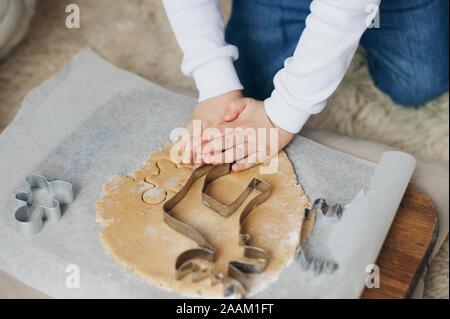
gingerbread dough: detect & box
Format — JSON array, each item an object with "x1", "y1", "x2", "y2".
[{"x1": 96, "y1": 143, "x2": 309, "y2": 297}]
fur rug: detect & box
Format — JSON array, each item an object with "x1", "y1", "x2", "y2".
[
  {"x1": 0, "y1": 0, "x2": 447, "y2": 298},
  {"x1": 0, "y1": 0, "x2": 35, "y2": 59}
]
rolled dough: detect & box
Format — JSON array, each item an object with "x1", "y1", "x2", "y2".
[{"x1": 96, "y1": 143, "x2": 309, "y2": 297}]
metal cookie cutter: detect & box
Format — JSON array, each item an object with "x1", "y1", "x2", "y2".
[
  {"x1": 295, "y1": 198, "x2": 344, "y2": 275},
  {"x1": 163, "y1": 163, "x2": 271, "y2": 297},
  {"x1": 202, "y1": 164, "x2": 271, "y2": 294},
  {"x1": 14, "y1": 175, "x2": 75, "y2": 236},
  {"x1": 304, "y1": 198, "x2": 344, "y2": 220}
]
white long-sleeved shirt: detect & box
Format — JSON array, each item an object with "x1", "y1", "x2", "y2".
[{"x1": 162, "y1": 0, "x2": 381, "y2": 134}]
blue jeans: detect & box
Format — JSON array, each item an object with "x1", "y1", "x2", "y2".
[{"x1": 226, "y1": 0, "x2": 449, "y2": 106}]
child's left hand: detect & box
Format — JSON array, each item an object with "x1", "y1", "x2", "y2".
[{"x1": 196, "y1": 98, "x2": 295, "y2": 171}]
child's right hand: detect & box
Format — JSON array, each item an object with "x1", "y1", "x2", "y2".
[{"x1": 178, "y1": 90, "x2": 243, "y2": 164}]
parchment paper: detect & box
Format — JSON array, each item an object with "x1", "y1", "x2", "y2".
[{"x1": 0, "y1": 48, "x2": 415, "y2": 298}]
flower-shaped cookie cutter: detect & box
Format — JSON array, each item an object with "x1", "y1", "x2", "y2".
[{"x1": 14, "y1": 175, "x2": 75, "y2": 236}]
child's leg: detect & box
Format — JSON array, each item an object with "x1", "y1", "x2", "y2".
[
  {"x1": 361, "y1": 0, "x2": 449, "y2": 106},
  {"x1": 225, "y1": 0, "x2": 313, "y2": 101}
]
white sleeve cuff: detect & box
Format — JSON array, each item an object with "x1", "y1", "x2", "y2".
[
  {"x1": 193, "y1": 57, "x2": 243, "y2": 102},
  {"x1": 264, "y1": 91, "x2": 319, "y2": 134}
]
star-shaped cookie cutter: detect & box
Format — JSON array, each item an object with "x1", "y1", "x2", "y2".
[
  {"x1": 163, "y1": 163, "x2": 271, "y2": 298},
  {"x1": 14, "y1": 175, "x2": 75, "y2": 236}
]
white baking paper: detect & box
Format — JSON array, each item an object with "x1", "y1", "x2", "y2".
[{"x1": 0, "y1": 48, "x2": 415, "y2": 298}]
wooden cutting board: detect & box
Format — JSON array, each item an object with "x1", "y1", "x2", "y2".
[{"x1": 360, "y1": 184, "x2": 438, "y2": 298}]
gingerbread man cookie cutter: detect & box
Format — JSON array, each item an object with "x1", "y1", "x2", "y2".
[
  {"x1": 14, "y1": 175, "x2": 75, "y2": 236},
  {"x1": 163, "y1": 163, "x2": 271, "y2": 297}
]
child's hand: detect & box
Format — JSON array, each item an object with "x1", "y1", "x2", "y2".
[
  {"x1": 198, "y1": 98, "x2": 295, "y2": 171},
  {"x1": 178, "y1": 90, "x2": 243, "y2": 163}
]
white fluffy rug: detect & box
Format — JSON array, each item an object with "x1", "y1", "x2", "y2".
[
  {"x1": 0, "y1": 0, "x2": 447, "y2": 298},
  {"x1": 0, "y1": 0, "x2": 35, "y2": 59}
]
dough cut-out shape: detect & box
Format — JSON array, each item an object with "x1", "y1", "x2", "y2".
[
  {"x1": 96, "y1": 142, "x2": 310, "y2": 297},
  {"x1": 144, "y1": 159, "x2": 192, "y2": 193},
  {"x1": 142, "y1": 185, "x2": 166, "y2": 205}
]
